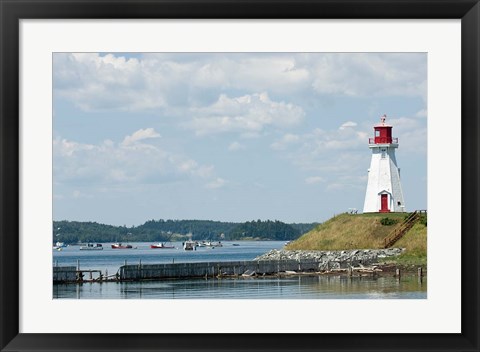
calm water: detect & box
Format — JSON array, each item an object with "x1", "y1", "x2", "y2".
[
  {"x1": 54, "y1": 275, "x2": 426, "y2": 299},
  {"x1": 53, "y1": 241, "x2": 427, "y2": 299},
  {"x1": 53, "y1": 241, "x2": 285, "y2": 275}
]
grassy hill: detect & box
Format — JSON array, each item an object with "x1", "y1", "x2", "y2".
[
  {"x1": 392, "y1": 222, "x2": 427, "y2": 265},
  {"x1": 286, "y1": 212, "x2": 427, "y2": 265}
]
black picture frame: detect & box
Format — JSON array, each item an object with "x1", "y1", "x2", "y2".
[{"x1": 1, "y1": 0, "x2": 479, "y2": 351}]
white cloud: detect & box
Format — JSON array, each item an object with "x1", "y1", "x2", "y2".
[
  {"x1": 271, "y1": 113, "x2": 426, "y2": 191},
  {"x1": 228, "y1": 141, "x2": 246, "y2": 152},
  {"x1": 270, "y1": 133, "x2": 300, "y2": 151},
  {"x1": 326, "y1": 175, "x2": 367, "y2": 192},
  {"x1": 305, "y1": 176, "x2": 325, "y2": 184},
  {"x1": 415, "y1": 109, "x2": 428, "y2": 118},
  {"x1": 54, "y1": 53, "x2": 426, "y2": 115},
  {"x1": 310, "y1": 53, "x2": 426, "y2": 99},
  {"x1": 191, "y1": 56, "x2": 310, "y2": 93},
  {"x1": 339, "y1": 121, "x2": 357, "y2": 130},
  {"x1": 53, "y1": 53, "x2": 310, "y2": 113},
  {"x1": 53, "y1": 129, "x2": 220, "y2": 187},
  {"x1": 55, "y1": 139, "x2": 95, "y2": 157},
  {"x1": 388, "y1": 116, "x2": 427, "y2": 153},
  {"x1": 72, "y1": 190, "x2": 93, "y2": 199},
  {"x1": 271, "y1": 121, "x2": 372, "y2": 190},
  {"x1": 186, "y1": 93, "x2": 304, "y2": 136},
  {"x1": 54, "y1": 53, "x2": 168, "y2": 112},
  {"x1": 121, "y1": 128, "x2": 161, "y2": 146},
  {"x1": 205, "y1": 178, "x2": 227, "y2": 189}
]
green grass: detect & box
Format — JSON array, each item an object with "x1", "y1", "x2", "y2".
[
  {"x1": 286, "y1": 212, "x2": 427, "y2": 267},
  {"x1": 386, "y1": 222, "x2": 427, "y2": 266},
  {"x1": 286, "y1": 212, "x2": 407, "y2": 250}
]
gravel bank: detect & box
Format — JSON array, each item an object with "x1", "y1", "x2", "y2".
[{"x1": 255, "y1": 248, "x2": 404, "y2": 270}]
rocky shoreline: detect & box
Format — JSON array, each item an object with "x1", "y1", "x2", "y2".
[{"x1": 255, "y1": 248, "x2": 404, "y2": 270}]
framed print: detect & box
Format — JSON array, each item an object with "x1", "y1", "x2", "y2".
[{"x1": 1, "y1": 0, "x2": 479, "y2": 351}]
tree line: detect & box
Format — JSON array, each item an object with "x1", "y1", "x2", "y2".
[{"x1": 52, "y1": 219, "x2": 318, "y2": 244}]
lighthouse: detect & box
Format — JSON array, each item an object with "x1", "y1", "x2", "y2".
[{"x1": 363, "y1": 115, "x2": 405, "y2": 213}]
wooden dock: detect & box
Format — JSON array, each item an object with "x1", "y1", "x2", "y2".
[
  {"x1": 53, "y1": 258, "x2": 424, "y2": 284},
  {"x1": 118, "y1": 260, "x2": 322, "y2": 281},
  {"x1": 53, "y1": 260, "x2": 322, "y2": 283}
]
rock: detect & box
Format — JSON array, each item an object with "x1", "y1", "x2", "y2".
[{"x1": 254, "y1": 248, "x2": 403, "y2": 264}]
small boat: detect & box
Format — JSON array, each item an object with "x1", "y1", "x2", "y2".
[
  {"x1": 150, "y1": 243, "x2": 175, "y2": 249},
  {"x1": 53, "y1": 241, "x2": 67, "y2": 250},
  {"x1": 232, "y1": 243, "x2": 240, "y2": 246},
  {"x1": 111, "y1": 243, "x2": 133, "y2": 249},
  {"x1": 204, "y1": 241, "x2": 223, "y2": 248},
  {"x1": 80, "y1": 243, "x2": 103, "y2": 250},
  {"x1": 183, "y1": 240, "x2": 197, "y2": 251}
]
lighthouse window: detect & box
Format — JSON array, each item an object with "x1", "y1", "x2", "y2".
[
  {"x1": 381, "y1": 149, "x2": 386, "y2": 159},
  {"x1": 398, "y1": 201, "x2": 401, "y2": 206},
  {"x1": 375, "y1": 130, "x2": 380, "y2": 137}
]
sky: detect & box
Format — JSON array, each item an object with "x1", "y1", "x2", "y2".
[{"x1": 53, "y1": 52, "x2": 427, "y2": 226}]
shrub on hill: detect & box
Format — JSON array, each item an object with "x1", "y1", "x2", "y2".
[{"x1": 380, "y1": 217, "x2": 398, "y2": 226}]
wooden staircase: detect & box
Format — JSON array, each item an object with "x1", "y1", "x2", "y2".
[{"x1": 383, "y1": 210, "x2": 426, "y2": 248}]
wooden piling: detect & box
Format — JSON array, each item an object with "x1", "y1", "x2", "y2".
[
  {"x1": 417, "y1": 267, "x2": 423, "y2": 277},
  {"x1": 395, "y1": 268, "x2": 401, "y2": 278}
]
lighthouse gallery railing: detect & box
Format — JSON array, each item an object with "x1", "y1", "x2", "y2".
[{"x1": 368, "y1": 137, "x2": 398, "y2": 144}]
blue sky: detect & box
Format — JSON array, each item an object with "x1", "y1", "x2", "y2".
[{"x1": 53, "y1": 52, "x2": 427, "y2": 226}]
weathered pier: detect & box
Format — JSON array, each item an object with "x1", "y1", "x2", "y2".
[
  {"x1": 53, "y1": 248, "x2": 415, "y2": 283},
  {"x1": 53, "y1": 266, "x2": 108, "y2": 283},
  {"x1": 118, "y1": 260, "x2": 320, "y2": 281},
  {"x1": 53, "y1": 266, "x2": 77, "y2": 283}
]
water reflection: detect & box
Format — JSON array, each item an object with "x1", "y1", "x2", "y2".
[{"x1": 54, "y1": 275, "x2": 426, "y2": 299}]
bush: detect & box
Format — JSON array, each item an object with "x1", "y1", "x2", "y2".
[
  {"x1": 380, "y1": 217, "x2": 398, "y2": 226},
  {"x1": 404, "y1": 212, "x2": 427, "y2": 227},
  {"x1": 419, "y1": 214, "x2": 427, "y2": 227}
]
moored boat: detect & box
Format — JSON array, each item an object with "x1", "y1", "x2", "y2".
[
  {"x1": 150, "y1": 243, "x2": 175, "y2": 249},
  {"x1": 196, "y1": 240, "x2": 223, "y2": 248},
  {"x1": 183, "y1": 240, "x2": 197, "y2": 251},
  {"x1": 204, "y1": 241, "x2": 223, "y2": 248},
  {"x1": 80, "y1": 243, "x2": 103, "y2": 250},
  {"x1": 111, "y1": 243, "x2": 133, "y2": 249},
  {"x1": 53, "y1": 241, "x2": 67, "y2": 250}
]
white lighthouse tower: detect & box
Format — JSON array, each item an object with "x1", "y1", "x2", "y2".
[{"x1": 363, "y1": 115, "x2": 405, "y2": 213}]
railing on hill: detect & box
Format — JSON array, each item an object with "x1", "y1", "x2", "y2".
[{"x1": 383, "y1": 210, "x2": 426, "y2": 248}]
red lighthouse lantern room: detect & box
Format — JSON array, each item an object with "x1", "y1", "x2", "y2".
[{"x1": 369, "y1": 114, "x2": 398, "y2": 145}]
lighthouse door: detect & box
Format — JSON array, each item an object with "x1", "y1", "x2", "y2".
[{"x1": 380, "y1": 194, "x2": 389, "y2": 212}]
